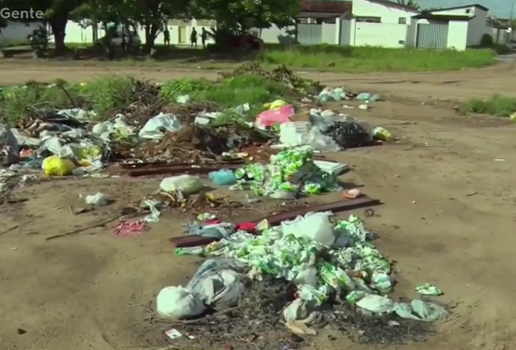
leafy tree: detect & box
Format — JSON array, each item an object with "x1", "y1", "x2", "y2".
[
  {"x1": 190, "y1": 0, "x2": 299, "y2": 34},
  {"x1": 0, "y1": 0, "x2": 86, "y2": 53},
  {"x1": 73, "y1": 0, "x2": 190, "y2": 52},
  {"x1": 396, "y1": 0, "x2": 420, "y2": 10}
]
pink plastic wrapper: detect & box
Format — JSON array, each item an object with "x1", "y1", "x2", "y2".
[{"x1": 255, "y1": 105, "x2": 294, "y2": 127}]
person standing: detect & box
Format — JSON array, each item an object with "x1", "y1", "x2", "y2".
[
  {"x1": 201, "y1": 27, "x2": 208, "y2": 49},
  {"x1": 190, "y1": 28, "x2": 198, "y2": 48},
  {"x1": 163, "y1": 27, "x2": 170, "y2": 47}
]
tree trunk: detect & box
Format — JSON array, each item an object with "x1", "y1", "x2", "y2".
[
  {"x1": 144, "y1": 24, "x2": 159, "y2": 54},
  {"x1": 48, "y1": 15, "x2": 68, "y2": 54}
]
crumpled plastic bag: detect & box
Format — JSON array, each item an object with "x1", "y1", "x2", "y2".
[
  {"x1": 156, "y1": 286, "x2": 206, "y2": 319},
  {"x1": 159, "y1": 175, "x2": 204, "y2": 195},
  {"x1": 263, "y1": 99, "x2": 288, "y2": 110},
  {"x1": 281, "y1": 212, "x2": 336, "y2": 246},
  {"x1": 186, "y1": 258, "x2": 247, "y2": 308},
  {"x1": 42, "y1": 156, "x2": 75, "y2": 176},
  {"x1": 255, "y1": 104, "x2": 294, "y2": 128},
  {"x1": 394, "y1": 299, "x2": 448, "y2": 322},
  {"x1": 279, "y1": 122, "x2": 342, "y2": 152},
  {"x1": 318, "y1": 87, "x2": 347, "y2": 102},
  {"x1": 0, "y1": 126, "x2": 20, "y2": 159},
  {"x1": 85, "y1": 192, "x2": 108, "y2": 206},
  {"x1": 138, "y1": 113, "x2": 182, "y2": 140},
  {"x1": 284, "y1": 298, "x2": 315, "y2": 322},
  {"x1": 356, "y1": 294, "x2": 395, "y2": 314},
  {"x1": 92, "y1": 115, "x2": 134, "y2": 141}
]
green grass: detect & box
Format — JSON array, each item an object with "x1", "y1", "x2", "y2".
[
  {"x1": 159, "y1": 75, "x2": 291, "y2": 108},
  {"x1": 459, "y1": 94, "x2": 516, "y2": 117},
  {"x1": 257, "y1": 44, "x2": 497, "y2": 72},
  {"x1": 0, "y1": 73, "x2": 300, "y2": 124}
]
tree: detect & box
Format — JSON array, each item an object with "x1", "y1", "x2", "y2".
[
  {"x1": 73, "y1": 0, "x2": 190, "y2": 52},
  {"x1": 0, "y1": 0, "x2": 86, "y2": 53},
  {"x1": 396, "y1": 0, "x2": 420, "y2": 10},
  {"x1": 190, "y1": 0, "x2": 299, "y2": 34}
]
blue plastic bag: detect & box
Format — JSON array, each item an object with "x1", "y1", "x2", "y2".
[{"x1": 209, "y1": 169, "x2": 237, "y2": 186}]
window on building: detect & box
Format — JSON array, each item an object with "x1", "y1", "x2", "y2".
[
  {"x1": 399, "y1": 40, "x2": 405, "y2": 44},
  {"x1": 355, "y1": 16, "x2": 381, "y2": 23},
  {"x1": 398, "y1": 17, "x2": 406, "y2": 24},
  {"x1": 465, "y1": 9, "x2": 471, "y2": 13}
]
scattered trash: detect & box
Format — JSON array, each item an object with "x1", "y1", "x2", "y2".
[
  {"x1": 415, "y1": 283, "x2": 443, "y2": 296},
  {"x1": 85, "y1": 192, "x2": 108, "y2": 206},
  {"x1": 112, "y1": 221, "x2": 148, "y2": 237},
  {"x1": 42, "y1": 156, "x2": 75, "y2": 176},
  {"x1": 209, "y1": 169, "x2": 237, "y2": 186}
]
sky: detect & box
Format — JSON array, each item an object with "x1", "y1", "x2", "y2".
[{"x1": 417, "y1": 0, "x2": 513, "y2": 18}]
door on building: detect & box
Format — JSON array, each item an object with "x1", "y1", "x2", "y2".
[
  {"x1": 178, "y1": 26, "x2": 187, "y2": 44},
  {"x1": 416, "y1": 23, "x2": 449, "y2": 49}
]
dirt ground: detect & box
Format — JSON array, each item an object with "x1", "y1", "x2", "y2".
[{"x1": 0, "y1": 61, "x2": 515, "y2": 350}]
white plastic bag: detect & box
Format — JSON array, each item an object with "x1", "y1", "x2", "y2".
[
  {"x1": 186, "y1": 259, "x2": 246, "y2": 308},
  {"x1": 278, "y1": 122, "x2": 341, "y2": 152},
  {"x1": 138, "y1": 113, "x2": 182, "y2": 140},
  {"x1": 191, "y1": 269, "x2": 245, "y2": 308},
  {"x1": 281, "y1": 212, "x2": 336, "y2": 246},
  {"x1": 284, "y1": 298, "x2": 311, "y2": 322},
  {"x1": 85, "y1": 192, "x2": 108, "y2": 206},
  {"x1": 159, "y1": 175, "x2": 204, "y2": 195},
  {"x1": 356, "y1": 294, "x2": 395, "y2": 314},
  {"x1": 156, "y1": 286, "x2": 206, "y2": 319},
  {"x1": 293, "y1": 265, "x2": 318, "y2": 287}
]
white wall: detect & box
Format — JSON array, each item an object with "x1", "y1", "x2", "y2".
[
  {"x1": 466, "y1": 8, "x2": 488, "y2": 46},
  {"x1": 447, "y1": 20, "x2": 468, "y2": 50},
  {"x1": 353, "y1": 22, "x2": 407, "y2": 47},
  {"x1": 352, "y1": 0, "x2": 418, "y2": 24},
  {"x1": 350, "y1": 0, "x2": 417, "y2": 48},
  {"x1": 0, "y1": 21, "x2": 44, "y2": 44},
  {"x1": 430, "y1": 7, "x2": 476, "y2": 17}
]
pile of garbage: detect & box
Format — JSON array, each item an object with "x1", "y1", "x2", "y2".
[{"x1": 156, "y1": 212, "x2": 446, "y2": 346}]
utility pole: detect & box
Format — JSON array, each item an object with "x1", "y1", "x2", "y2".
[{"x1": 510, "y1": 3, "x2": 514, "y2": 41}]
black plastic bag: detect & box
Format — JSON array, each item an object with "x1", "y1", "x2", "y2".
[{"x1": 325, "y1": 121, "x2": 371, "y2": 148}]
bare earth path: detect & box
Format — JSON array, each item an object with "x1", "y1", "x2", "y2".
[{"x1": 0, "y1": 61, "x2": 515, "y2": 350}]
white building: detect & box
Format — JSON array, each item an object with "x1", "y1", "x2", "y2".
[
  {"x1": 338, "y1": 0, "x2": 491, "y2": 50},
  {"x1": 340, "y1": 0, "x2": 419, "y2": 47}
]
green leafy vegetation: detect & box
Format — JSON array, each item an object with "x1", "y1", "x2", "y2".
[
  {"x1": 459, "y1": 95, "x2": 516, "y2": 117},
  {"x1": 257, "y1": 45, "x2": 497, "y2": 72}
]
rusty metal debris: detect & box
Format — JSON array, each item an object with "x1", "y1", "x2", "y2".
[{"x1": 169, "y1": 195, "x2": 381, "y2": 248}]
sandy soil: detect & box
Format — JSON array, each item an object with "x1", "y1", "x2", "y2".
[{"x1": 0, "y1": 61, "x2": 515, "y2": 350}]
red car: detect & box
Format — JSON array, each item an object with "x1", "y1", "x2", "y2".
[{"x1": 228, "y1": 33, "x2": 263, "y2": 50}]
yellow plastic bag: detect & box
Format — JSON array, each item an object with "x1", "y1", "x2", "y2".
[
  {"x1": 42, "y1": 156, "x2": 76, "y2": 176},
  {"x1": 263, "y1": 99, "x2": 288, "y2": 110}
]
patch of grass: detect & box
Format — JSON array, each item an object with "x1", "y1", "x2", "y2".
[
  {"x1": 1, "y1": 82, "x2": 79, "y2": 125},
  {"x1": 160, "y1": 75, "x2": 291, "y2": 108},
  {"x1": 256, "y1": 44, "x2": 496, "y2": 72},
  {"x1": 1, "y1": 76, "x2": 137, "y2": 124},
  {"x1": 459, "y1": 94, "x2": 516, "y2": 117},
  {"x1": 0, "y1": 73, "x2": 292, "y2": 125},
  {"x1": 78, "y1": 76, "x2": 137, "y2": 118}
]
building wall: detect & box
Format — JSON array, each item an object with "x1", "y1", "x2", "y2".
[
  {"x1": 350, "y1": 0, "x2": 416, "y2": 48},
  {"x1": 466, "y1": 8, "x2": 488, "y2": 46},
  {"x1": 0, "y1": 21, "x2": 44, "y2": 45},
  {"x1": 430, "y1": 6, "x2": 488, "y2": 47},
  {"x1": 447, "y1": 20, "x2": 468, "y2": 50},
  {"x1": 429, "y1": 7, "x2": 476, "y2": 17},
  {"x1": 412, "y1": 18, "x2": 468, "y2": 50},
  {"x1": 352, "y1": 0, "x2": 416, "y2": 24}
]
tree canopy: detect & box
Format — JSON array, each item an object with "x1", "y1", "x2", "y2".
[{"x1": 0, "y1": 0, "x2": 299, "y2": 52}]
